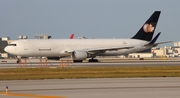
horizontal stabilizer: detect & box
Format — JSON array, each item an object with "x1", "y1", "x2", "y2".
[
  {"x1": 153, "y1": 41, "x2": 173, "y2": 45},
  {"x1": 144, "y1": 33, "x2": 172, "y2": 47},
  {"x1": 144, "y1": 32, "x2": 173, "y2": 47},
  {"x1": 148, "y1": 32, "x2": 161, "y2": 44}
]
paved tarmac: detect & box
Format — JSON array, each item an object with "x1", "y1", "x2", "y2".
[
  {"x1": 0, "y1": 59, "x2": 180, "y2": 98},
  {"x1": 0, "y1": 78, "x2": 180, "y2": 98},
  {"x1": 0, "y1": 58, "x2": 180, "y2": 68}
]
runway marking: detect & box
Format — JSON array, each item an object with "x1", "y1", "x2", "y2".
[
  {"x1": 1, "y1": 86, "x2": 180, "y2": 92},
  {"x1": 0, "y1": 92, "x2": 65, "y2": 98}
]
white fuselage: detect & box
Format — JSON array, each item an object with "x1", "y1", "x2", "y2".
[{"x1": 4, "y1": 39, "x2": 150, "y2": 58}]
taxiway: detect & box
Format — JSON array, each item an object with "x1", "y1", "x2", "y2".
[{"x1": 0, "y1": 78, "x2": 180, "y2": 98}]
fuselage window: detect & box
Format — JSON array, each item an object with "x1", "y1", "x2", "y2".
[{"x1": 8, "y1": 44, "x2": 17, "y2": 46}]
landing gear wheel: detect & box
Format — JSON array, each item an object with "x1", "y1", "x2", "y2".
[
  {"x1": 88, "y1": 59, "x2": 98, "y2": 62},
  {"x1": 73, "y1": 60, "x2": 83, "y2": 63}
]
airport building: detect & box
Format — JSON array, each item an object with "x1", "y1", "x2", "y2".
[
  {"x1": 34, "y1": 35, "x2": 52, "y2": 39},
  {"x1": 0, "y1": 37, "x2": 11, "y2": 53},
  {"x1": 128, "y1": 53, "x2": 153, "y2": 58},
  {"x1": 173, "y1": 42, "x2": 180, "y2": 55},
  {"x1": 0, "y1": 37, "x2": 15, "y2": 58}
]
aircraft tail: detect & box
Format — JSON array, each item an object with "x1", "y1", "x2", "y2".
[
  {"x1": 131, "y1": 11, "x2": 161, "y2": 41},
  {"x1": 70, "y1": 34, "x2": 74, "y2": 39}
]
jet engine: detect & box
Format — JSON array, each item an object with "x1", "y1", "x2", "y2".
[{"x1": 72, "y1": 51, "x2": 88, "y2": 60}]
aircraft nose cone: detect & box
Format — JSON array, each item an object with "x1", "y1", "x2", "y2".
[{"x1": 4, "y1": 46, "x2": 9, "y2": 53}]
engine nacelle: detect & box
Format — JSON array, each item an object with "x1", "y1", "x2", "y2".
[{"x1": 72, "y1": 51, "x2": 88, "y2": 60}]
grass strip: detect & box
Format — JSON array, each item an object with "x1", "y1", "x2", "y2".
[{"x1": 0, "y1": 66, "x2": 180, "y2": 80}]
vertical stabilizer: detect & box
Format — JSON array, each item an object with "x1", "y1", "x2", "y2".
[{"x1": 131, "y1": 11, "x2": 161, "y2": 41}]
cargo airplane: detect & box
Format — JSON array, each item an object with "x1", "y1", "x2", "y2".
[{"x1": 4, "y1": 11, "x2": 170, "y2": 62}]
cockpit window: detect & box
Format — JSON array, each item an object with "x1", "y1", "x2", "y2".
[{"x1": 8, "y1": 44, "x2": 17, "y2": 46}]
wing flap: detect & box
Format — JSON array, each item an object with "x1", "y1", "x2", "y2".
[{"x1": 86, "y1": 46, "x2": 134, "y2": 53}]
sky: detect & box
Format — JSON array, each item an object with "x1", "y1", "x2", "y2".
[{"x1": 0, "y1": 0, "x2": 179, "y2": 47}]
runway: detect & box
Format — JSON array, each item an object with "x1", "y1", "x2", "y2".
[
  {"x1": 0, "y1": 78, "x2": 180, "y2": 98},
  {"x1": 0, "y1": 59, "x2": 180, "y2": 98},
  {"x1": 0, "y1": 59, "x2": 180, "y2": 68}
]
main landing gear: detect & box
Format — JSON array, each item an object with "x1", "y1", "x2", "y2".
[
  {"x1": 73, "y1": 59, "x2": 99, "y2": 63},
  {"x1": 73, "y1": 60, "x2": 83, "y2": 62},
  {"x1": 88, "y1": 58, "x2": 99, "y2": 62}
]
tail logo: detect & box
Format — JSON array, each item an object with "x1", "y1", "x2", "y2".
[{"x1": 143, "y1": 23, "x2": 154, "y2": 33}]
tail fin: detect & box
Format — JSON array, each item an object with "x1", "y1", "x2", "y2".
[
  {"x1": 131, "y1": 11, "x2": 161, "y2": 41},
  {"x1": 70, "y1": 34, "x2": 74, "y2": 39}
]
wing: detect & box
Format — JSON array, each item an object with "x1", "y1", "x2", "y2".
[
  {"x1": 86, "y1": 46, "x2": 134, "y2": 54},
  {"x1": 64, "y1": 46, "x2": 134, "y2": 54}
]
